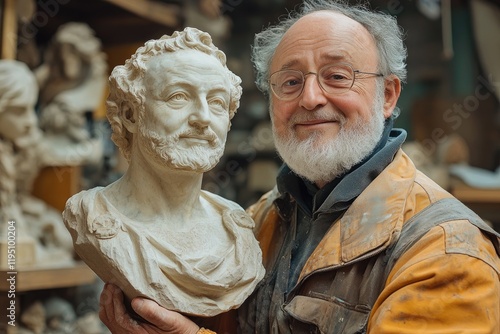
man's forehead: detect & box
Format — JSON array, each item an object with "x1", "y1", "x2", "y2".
[
  {"x1": 292, "y1": 10, "x2": 364, "y2": 32},
  {"x1": 272, "y1": 10, "x2": 377, "y2": 69},
  {"x1": 282, "y1": 10, "x2": 373, "y2": 48}
]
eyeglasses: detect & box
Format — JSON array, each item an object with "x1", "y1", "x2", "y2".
[{"x1": 269, "y1": 63, "x2": 384, "y2": 101}]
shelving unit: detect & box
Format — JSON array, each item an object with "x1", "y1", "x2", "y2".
[
  {"x1": 0, "y1": 262, "x2": 96, "y2": 292},
  {"x1": 0, "y1": 262, "x2": 96, "y2": 333},
  {"x1": 0, "y1": 1, "x2": 184, "y2": 331}
]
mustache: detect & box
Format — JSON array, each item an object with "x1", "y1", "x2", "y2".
[
  {"x1": 289, "y1": 109, "x2": 346, "y2": 124},
  {"x1": 178, "y1": 128, "x2": 219, "y2": 146}
]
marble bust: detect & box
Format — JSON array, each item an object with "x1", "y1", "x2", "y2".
[
  {"x1": 35, "y1": 22, "x2": 106, "y2": 166},
  {"x1": 63, "y1": 27, "x2": 265, "y2": 317},
  {"x1": 0, "y1": 60, "x2": 39, "y2": 241},
  {"x1": 0, "y1": 60, "x2": 74, "y2": 267}
]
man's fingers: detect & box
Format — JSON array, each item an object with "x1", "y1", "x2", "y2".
[
  {"x1": 99, "y1": 283, "x2": 143, "y2": 334},
  {"x1": 110, "y1": 283, "x2": 132, "y2": 324},
  {"x1": 101, "y1": 286, "x2": 200, "y2": 334},
  {"x1": 132, "y1": 298, "x2": 171, "y2": 329},
  {"x1": 99, "y1": 283, "x2": 115, "y2": 323},
  {"x1": 131, "y1": 298, "x2": 199, "y2": 334}
]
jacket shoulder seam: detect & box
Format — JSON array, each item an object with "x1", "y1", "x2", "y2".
[{"x1": 440, "y1": 220, "x2": 500, "y2": 275}]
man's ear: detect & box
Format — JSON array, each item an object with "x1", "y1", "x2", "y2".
[
  {"x1": 121, "y1": 103, "x2": 138, "y2": 133},
  {"x1": 383, "y1": 75, "x2": 401, "y2": 119}
]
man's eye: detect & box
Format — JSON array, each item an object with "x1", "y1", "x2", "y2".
[
  {"x1": 284, "y1": 79, "x2": 301, "y2": 87},
  {"x1": 322, "y1": 67, "x2": 352, "y2": 82},
  {"x1": 323, "y1": 71, "x2": 350, "y2": 81},
  {"x1": 330, "y1": 74, "x2": 348, "y2": 80}
]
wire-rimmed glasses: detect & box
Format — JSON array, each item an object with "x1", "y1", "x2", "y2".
[{"x1": 269, "y1": 63, "x2": 384, "y2": 101}]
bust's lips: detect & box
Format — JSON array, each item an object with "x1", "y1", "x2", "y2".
[{"x1": 179, "y1": 134, "x2": 216, "y2": 145}]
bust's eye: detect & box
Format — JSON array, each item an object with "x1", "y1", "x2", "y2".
[
  {"x1": 168, "y1": 92, "x2": 188, "y2": 102},
  {"x1": 209, "y1": 98, "x2": 227, "y2": 108}
]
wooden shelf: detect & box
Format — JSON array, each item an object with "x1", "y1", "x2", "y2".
[
  {"x1": 451, "y1": 180, "x2": 500, "y2": 204},
  {"x1": 450, "y1": 179, "x2": 500, "y2": 230},
  {"x1": 103, "y1": 0, "x2": 181, "y2": 27},
  {"x1": 0, "y1": 262, "x2": 96, "y2": 292}
]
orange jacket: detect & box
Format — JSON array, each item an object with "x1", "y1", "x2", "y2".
[{"x1": 244, "y1": 149, "x2": 500, "y2": 333}]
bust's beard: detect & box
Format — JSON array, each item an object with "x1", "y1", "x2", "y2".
[{"x1": 138, "y1": 124, "x2": 224, "y2": 173}]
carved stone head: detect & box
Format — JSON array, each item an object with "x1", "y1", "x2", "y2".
[
  {"x1": 0, "y1": 60, "x2": 38, "y2": 143},
  {"x1": 106, "y1": 27, "x2": 242, "y2": 167}
]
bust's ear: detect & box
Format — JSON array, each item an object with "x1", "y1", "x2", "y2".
[{"x1": 121, "y1": 103, "x2": 138, "y2": 133}]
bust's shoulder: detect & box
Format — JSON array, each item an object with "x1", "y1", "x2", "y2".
[
  {"x1": 63, "y1": 186, "x2": 127, "y2": 241},
  {"x1": 200, "y1": 190, "x2": 255, "y2": 229},
  {"x1": 200, "y1": 190, "x2": 245, "y2": 211},
  {"x1": 63, "y1": 187, "x2": 106, "y2": 225},
  {"x1": 65, "y1": 187, "x2": 105, "y2": 211}
]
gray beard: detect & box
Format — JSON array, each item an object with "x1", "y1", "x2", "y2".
[
  {"x1": 272, "y1": 85, "x2": 386, "y2": 185},
  {"x1": 138, "y1": 124, "x2": 224, "y2": 173}
]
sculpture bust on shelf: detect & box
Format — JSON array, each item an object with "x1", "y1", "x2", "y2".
[
  {"x1": 63, "y1": 27, "x2": 265, "y2": 317},
  {"x1": 0, "y1": 60, "x2": 74, "y2": 267},
  {"x1": 0, "y1": 60, "x2": 39, "y2": 233},
  {"x1": 35, "y1": 22, "x2": 107, "y2": 166}
]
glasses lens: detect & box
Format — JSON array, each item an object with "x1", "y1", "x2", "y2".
[
  {"x1": 270, "y1": 70, "x2": 304, "y2": 100},
  {"x1": 319, "y1": 64, "x2": 354, "y2": 94}
]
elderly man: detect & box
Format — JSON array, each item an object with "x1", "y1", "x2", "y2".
[
  {"x1": 64, "y1": 27, "x2": 264, "y2": 319},
  {"x1": 99, "y1": 1, "x2": 500, "y2": 333}
]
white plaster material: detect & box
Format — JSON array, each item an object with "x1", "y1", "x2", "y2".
[
  {"x1": 35, "y1": 22, "x2": 106, "y2": 166},
  {"x1": 0, "y1": 60, "x2": 74, "y2": 268},
  {"x1": 63, "y1": 27, "x2": 265, "y2": 317}
]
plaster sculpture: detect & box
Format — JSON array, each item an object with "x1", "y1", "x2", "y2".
[
  {"x1": 402, "y1": 141, "x2": 450, "y2": 189},
  {"x1": 63, "y1": 27, "x2": 265, "y2": 317},
  {"x1": 402, "y1": 134, "x2": 471, "y2": 190},
  {"x1": 0, "y1": 60, "x2": 74, "y2": 268},
  {"x1": 20, "y1": 301, "x2": 45, "y2": 334},
  {"x1": 35, "y1": 22, "x2": 106, "y2": 166},
  {"x1": 185, "y1": 0, "x2": 231, "y2": 47}
]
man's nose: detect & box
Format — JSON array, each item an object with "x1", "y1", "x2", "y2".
[{"x1": 299, "y1": 74, "x2": 328, "y2": 110}]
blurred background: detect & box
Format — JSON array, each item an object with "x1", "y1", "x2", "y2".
[
  {"x1": 0, "y1": 0, "x2": 499, "y2": 333},
  {"x1": 4, "y1": 0, "x2": 498, "y2": 204}
]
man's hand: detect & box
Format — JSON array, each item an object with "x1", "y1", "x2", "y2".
[{"x1": 99, "y1": 283, "x2": 200, "y2": 334}]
